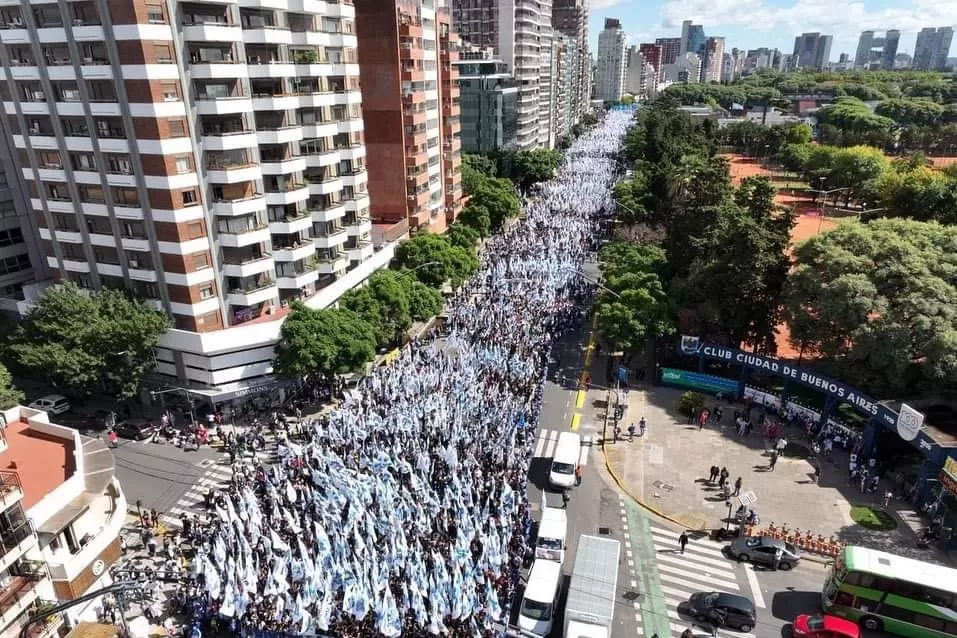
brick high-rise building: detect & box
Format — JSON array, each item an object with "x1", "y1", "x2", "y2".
[
  {"x1": 655, "y1": 37, "x2": 682, "y2": 66},
  {"x1": 0, "y1": 0, "x2": 396, "y2": 395},
  {"x1": 639, "y1": 43, "x2": 663, "y2": 81},
  {"x1": 355, "y1": 1, "x2": 462, "y2": 235}
]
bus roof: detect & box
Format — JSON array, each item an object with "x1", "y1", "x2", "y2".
[{"x1": 844, "y1": 545, "x2": 957, "y2": 592}]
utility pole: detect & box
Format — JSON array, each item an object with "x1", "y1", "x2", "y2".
[{"x1": 19, "y1": 581, "x2": 139, "y2": 638}]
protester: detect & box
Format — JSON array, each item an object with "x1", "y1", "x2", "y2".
[{"x1": 174, "y1": 112, "x2": 634, "y2": 638}]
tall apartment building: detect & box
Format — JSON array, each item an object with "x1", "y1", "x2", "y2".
[
  {"x1": 742, "y1": 47, "x2": 780, "y2": 74},
  {"x1": 913, "y1": 27, "x2": 954, "y2": 71},
  {"x1": 680, "y1": 20, "x2": 706, "y2": 56},
  {"x1": 0, "y1": 404, "x2": 127, "y2": 630},
  {"x1": 624, "y1": 48, "x2": 656, "y2": 100},
  {"x1": 793, "y1": 32, "x2": 833, "y2": 70},
  {"x1": 595, "y1": 18, "x2": 626, "y2": 102},
  {"x1": 0, "y1": 119, "x2": 40, "y2": 316},
  {"x1": 656, "y1": 37, "x2": 682, "y2": 66},
  {"x1": 638, "y1": 44, "x2": 663, "y2": 82},
  {"x1": 553, "y1": 34, "x2": 580, "y2": 140},
  {"x1": 451, "y1": 0, "x2": 554, "y2": 149},
  {"x1": 455, "y1": 51, "x2": 519, "y2": 153},
  {"x1": 354, "y1": 2, "x2": 463, "y2": 236},
  {"x1": 551, "y1": 0, "x2": 589, "y2": 131},
  {"x1": 0, "y1": 0, "x2": 394, "y2": 395},
  {"x1": 702, "y1": 36, "x2": 725, "y2": 82},
  {"x1": 854, "y1": 30, "x2": 900, "y2": 70}
]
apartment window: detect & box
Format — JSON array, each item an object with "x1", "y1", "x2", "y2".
[
  {"x1": 62, "y1": 243, "x2": 85, "y2": 260},
  {"x1": 153, "y1": 43, "x2": 172, "y2": 63},
  {"x1": 113, "y1": 187, "x2": 139, "y2": 205},
  {"x1": 175, "y1": 156, "x2": 191, "y2": 174},
  {"x1": 0, "y1": 228, "x2": 23, "y2": 247},
  {"x1": 38, "y1": 151, "x2": 62, "y2": 169},
  {"x1": 182, "y1": 189, "x2": 197, "y2": 205},
  {"x1": 53, "y1": 213, "x2": 78, "y2": 231},
  {"x1": 125, "y1": 251, "x2": 150, "y2": 269},
  {"x1": 106, "y1": 155, "x2": 132, "y2": 174},
  {"x1": 71, "y1": 153, "x2": 95, "y2": 170},
  {"x1": 120, "y1": 221, "x2": 144, "y2": 238},
  {"x1": 193, "y1": 252, "x2": 210, "y2": 270},
  {"x1": 187, "y1": 221, "x2": 204, "y2": 239},
  {"x1": 160, "y1": 81, "x2": 180, "y2": 101},
  {"x1": 146, "y1": 3, "x2": 165, "y2": 24},
  {"x1": 199, "y1": 284, "x2": 214, "y2": 300},
  {"x1": 0, "y1": 201, "x2": 15, "y2": 218},
  {"x1": 168, "y1": 120, "x2": 186, "y2": 137},
  {"x1": 79, "y1": 185, "x2": 104, "y2": 203}
]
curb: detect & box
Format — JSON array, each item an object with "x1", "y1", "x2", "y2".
[{"x1": 601, "y1": 444, "x2": 834, "y2": 564}]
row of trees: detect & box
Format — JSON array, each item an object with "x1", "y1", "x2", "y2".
[
  {"x1": 717, "y1": 120, "x2": 813, "y2": 157},
  {"x1": 608, "y1": 105, "x2": 793, "y2": 355},
  {"x1": 775, "y1": 140, "x2": 957, "y2": 223}
]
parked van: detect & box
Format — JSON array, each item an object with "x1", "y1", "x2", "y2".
[
  {"x1": 549, "y1": 431, "x2": 581, "y2": 488},
  {"x1": 535, "y1": 507, "x2": 568, "y2": 564},
  {"x1": 27, "y1": 394, "x2": 71, "y2": 416},
  {"x1": 518, "y1": 559, "x2": 563, "y2": 636}
]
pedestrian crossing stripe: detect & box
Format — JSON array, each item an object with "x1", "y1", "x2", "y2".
[
  {"x1": 652, "y1": 543, "x2": 734, "y2": 570},
  {"x1": 532, "y1": 429, "x2": 593, "y2": 466},
  {"x1": 657, "y1": 561, "x2": 740, "y2": 591}
]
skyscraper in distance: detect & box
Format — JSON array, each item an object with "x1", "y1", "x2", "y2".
[
  {"x1": 913, "y1": 27, "x2": 954, "y2": 70},
  {"x1": 656, "y1": 37, "x2": 682, "y2": 66},
  {"x1": 702, "y1": 36, "x2": 725, "y2": 82},
  {"x1": 793, "y1": 32, "x2": 833, "y2": 70},
  {"x1": 680, "y1": 20, "x2": 706, "y2": 56},
  {"x1": 552, "y1": 0, "x2": 590, "y2": 131},
  {"x1": 596, "y1": 18, "x2": 627, "y2": 102}
]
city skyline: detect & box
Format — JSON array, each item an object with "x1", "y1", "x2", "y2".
[{"x1": 588, "y1": 0, "x2": 956, "y2": 62}]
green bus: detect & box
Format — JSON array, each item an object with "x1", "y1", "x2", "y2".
[{"x1": 823, "y1": 545, "x2": 957, "y2": 638}]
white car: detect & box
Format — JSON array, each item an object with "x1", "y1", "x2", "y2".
[{"x1": 28, "y1": 394, "x2": 72, "y2": 415}]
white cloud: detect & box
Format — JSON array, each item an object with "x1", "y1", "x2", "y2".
[{"x1": 658, "y1": 0, "x2": 956, "y2": 44}]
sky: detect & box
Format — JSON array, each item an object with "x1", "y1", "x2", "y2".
[{"x1": 587, "y1": 0, "x2": 957, "y2": 62}]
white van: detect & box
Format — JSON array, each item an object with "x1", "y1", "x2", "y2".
[
  {"x1": 535, "y1": 506, "x2": 568, "y2": 565},
  {"x1": 549, "y1": 431, "x2": 581, "y2": 488},
  {"x1": 518, "y1": 559, "x2": 563, "y2": 636}
]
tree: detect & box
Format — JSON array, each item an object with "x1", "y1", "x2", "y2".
[
  {"x1": 339, "y1": 270, "x2": 413, "y2": 348},
  {"x1": 406, "y1": 279, "x2": 443, "y2": 321},
  {"x1": 783, "y1": 219, "x2": 957, "y2": 395},
  {"x1": 446, "y1": 223, "x2": 480, "y2": 250},
  {"x1": 392, "y1": 232, "x2": 479, "y2": 289},
  {"x1": 0, "y1": 362, "x2": 23, "y2": 409},
  {"x1": 458, "y1": 203, "x2": 492, "y2": 237},
  {"x1": 468, "y1": 177, "x2": 520, "y2": 231},
  {"x1": 875, "y1": 98, "x2": 945, "y2": 127},
  {"x1": 273, "y1": 303, "x2": 376, "y2": 379},
  {"x1": 9, "y1": 283, "x2": 171, "y2": 399},
  {"x1": 461, "y1": 154, "x2": 497, "y2": 195},
  {"x1": 510, "y1": 149, "x2": 561, "y2": 189}
]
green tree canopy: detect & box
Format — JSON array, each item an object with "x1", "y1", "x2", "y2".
[
  {"x1": 461, "y1": 154, "x2": 497, "y2": 195},
  {"x1": 9, "y1": 283, "x2": 171, "y2": 399},
  {"x1": 406, "y1": 279, "x2": 444, "y2": 321},
  {"x1": 783, "y1": 219, "x2": 957, "y2": 395},
  {"x1": 509, "y1": 149, "x2": 562, "y2": 189},
  {"x1": 339, "y1": 270, "x2": 414, "y2": 348},
  {"x1": 0, "y1": 362, "x2": 24, "y2": 409},
  {"x1": 458, "y1": 203, "x2": 492, "y2": 237},
  {"x1": 446, "y1": 223, "x2": 480, "y2": 250},
  {"x1": 273, "y1": 303, "x2": 376, "y2": 379},
  {"x1": 392, "y1": 232, "x2": 479, "y2": 289},
  {"x1": 467, "y1": 177, "x2": 521, "y2": 231}
]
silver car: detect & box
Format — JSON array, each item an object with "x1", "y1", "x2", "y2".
[{"x1": 727, "y1": 536, "x2": 800, "y2": 570}]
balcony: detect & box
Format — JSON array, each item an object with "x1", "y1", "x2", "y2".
[
  {"x1": 313, "y1": 227, "x2": 347, "y2": 249},
  {"x1": 315, "y1": 253, "x2": 348, "y2": 275},
  {"x1": 0, "y1": 572, "x2": 46, "y2": 629},
  {"x1": 242, "y1": 24, "x2": 292, "y2": 45},
  {"x1": 195, "y1": 95, "x2": 253, "y2": 116},
  {"x1": 0, "y1": 524, "x2": 36, "y2": 575},
  {"x1": 256, "y1": 126, "x2": 303, "y2": 145},
  {"x1": 206, "y1": 161, "x2": 261, "y2": 184},
  {"x1": 217, "y1": 224, "x2": 270, "y2": 248},
  {"x1": 268, "y1": 211, "x2": 312, "y2": 235},
  {"x1": 276, "y1": 265, "x2": 318, "y2": 289},
  {"x1": 264, "y1": 183, "x2": 309, "y2": 206},
  {"x1": 246, "y1": 60, "x2": 295, "y2": 79},
  {"x1": 0, "y1": 471, "x2": 23, "y2": 510},
  {"x1": 311, "y1": 202, "x2": 346, "y2": 223},
  {"x1": 222, "y1": 253, "x2": 274, "y2": 278},
  {"x1": 261, "y1": 156, "x2": 307, "y2": 176},
  {"x1": 190, "y1": 59, "x2": 245, "y2": 80},
  {"x1": 227, "y1": 280, "x2": 277, "y2": 307},
  {"x1": 201, "y1": 129, "x2": 257, "y2": 152},
  {"x1": 272, "y1": 239, "x2": 314, "y2": 262},
  {"x1": 346, "y1": 217, "x2": 372, "y2": 236},
  {"x1": 308, "y1": 176, "x2": 343, "y2": 196},
  {"x1": 347, "y1": 240, "x2": 373, "y2": 262},
  {"x1": 211, "y1": 194, "x2": 266, "y2": 216},
  {"x1": 182, "y1": 22, "x2": 243, "y2": 42}
]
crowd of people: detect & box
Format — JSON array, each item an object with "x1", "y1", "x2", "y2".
[{"x1": 175, "y1": 112, "x2": 633, "y2": 638}]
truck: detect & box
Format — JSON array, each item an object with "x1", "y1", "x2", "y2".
[{"x1": 563, "y1": 534, "x2": 621, "y2": 638}]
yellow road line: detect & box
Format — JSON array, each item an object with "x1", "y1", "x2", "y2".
[
  {"x1": 570, "y1": 413, "x2": 581, "y2": 431},
  {"x1": 575, "y1": 390, "x2": 586, "y2": 409}
]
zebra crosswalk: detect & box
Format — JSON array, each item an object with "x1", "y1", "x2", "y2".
[
  {"x1": 532, "y1": 428, "x2": 594, "y2": 466},
  {"x1": 159, "y1": 461, "x2": 233, "y2": 529},
  {"x1": 634, "y1": 524, "x2": 756, "y2": 638}
]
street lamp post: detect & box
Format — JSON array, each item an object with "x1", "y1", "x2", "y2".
[{"x1": 150, "y1": 386, "x2": 198, "y2": 427}]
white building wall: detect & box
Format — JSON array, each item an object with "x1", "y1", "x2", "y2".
[{"x1": 596, "y1": 24, "x2": 627, "y2": 101}]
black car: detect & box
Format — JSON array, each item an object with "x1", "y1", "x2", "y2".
[
  {"x1": 115, "y1": 418, "x2": 157, "y2": 440},
  {"x1": 83, "y1": 409, "x2": 114, "y2": 430},
  {"x1": 687, "y1": 592, "x2": 756, "y2": 633}
]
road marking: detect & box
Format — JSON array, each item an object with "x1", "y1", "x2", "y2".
[
  {"x1": 575, "y1": 390, "x2": 586, "y2": 408},
  {"x1": 544, "y1": 431, "x2": 558, "y2": 457},
  {"x1": 657, "y1": 563, "x2": 740, "y2": 591},
  {"x1": 649, "y1": 526, "x2": 726, "y2": 551},
  {"x1": 570, "y1": 413, "x2": 580, "y2": 431},
  {"x1": 745, "y1": 564, "x2": 767, "y2": 609},
  {"x1": 651, "y1": 543, "x2": 735, "y2": 570},
  {"x1": 578, "y1": 436, "x2": 592, "y2": 466}
]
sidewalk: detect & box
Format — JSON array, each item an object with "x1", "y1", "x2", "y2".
[{"x1": 599, "y1": 385, "x2": 953, "y2": 564}]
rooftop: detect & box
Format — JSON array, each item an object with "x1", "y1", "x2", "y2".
[{"x1": 2, "y1": 418, "x2": 75, "y2": 510}]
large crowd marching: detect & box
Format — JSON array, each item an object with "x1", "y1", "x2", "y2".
[{"x1": 177, "y1": 112, "x2": 633, "y2": 638}]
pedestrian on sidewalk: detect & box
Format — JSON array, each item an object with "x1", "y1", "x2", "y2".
[
  {"x1": 688, "y1": 409, "x2": 696, "y2": 425},
  {"x1": 709, "y1": 465, "x2": 719, "y2": 484},
  {"x1": 107, "y1": 429, "x2": 118, "y2": 448},
  {"x1": 733, "y1": 476, "x2": 742, "y2": 497},
  {"x1": 639, "y1": 417, "x2": 647, "y2": 437},
  {"x1": 561, "y1": 491, "x2": 570, "y2": 509},
  {"x1": 678, "y1": 531, "x2": 689, "y2": 554},
  {"x1": 718, "y1": 467, "x2": 729, "y2": 489},
  {"x1": 575, "y1": 465, "x2": 583, "y2": 486},
  {"x1": 769, "y1": 450, "x2": 779, "y2": 471},
  {"x1": 627, "y1": 422, "x2": 636, "y2": 441}
]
